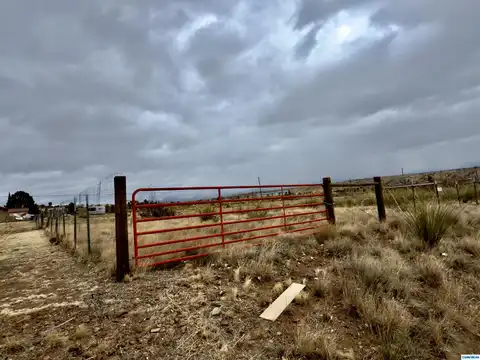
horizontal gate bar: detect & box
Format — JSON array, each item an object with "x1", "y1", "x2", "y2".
[
  {"x1": 137, "y1": 202, "x2": 325, "y2": 223},
  {"x1": 136, "y1": 210, "x2": 328, "y2": 236},
  {"x1": 137, "y1": 222, "x2": 328, "y2": 261},
  {"x1": 137, "y1": 216, "x2": 328, "y2": 249},
  {"x1": 134, "y1": 192, "x2": 324, "y2": 209}
]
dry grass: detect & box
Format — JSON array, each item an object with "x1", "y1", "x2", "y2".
[
  {"x1": 293, "y1": 324, "x2": 339, "y2": 359},
  {"x1": 26, "y1": 197, "x2": 480, "y2": 359},
  {"x1": 44, "y1": 332, "x2": 68, "y2": 349}
]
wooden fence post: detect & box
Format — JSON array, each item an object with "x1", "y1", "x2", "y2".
[
  {"x1": 62, "y1": 208, "x2": 66, "y2": 237},
  {"x1": 114, "y1": 176, "x2": 130, "y2": 281},
  {"x1": 73, "y1": 197, "x2": 77, "y2": 250},
  {"x1": 434, "y1": 181, "x2": 440, "y2": 204},
  {"x1": 322, "y1": 177, "x2": 336, "y2": 224},
  {"x1": 86, "y1": 194, "x2": 91, "y2": 255},
  {"x1": 411, "y1": 179, "x2": 416, "y2": 212},
  {"x1": 41, "y1": 211, "x2": 44, "y2": 228},
  {"x1": 474, "y1": 179, "x2": 479, "y2": 206},
  {"x1": 455, "y1": 180, "x2": 460, "y2": 204},
  {"x1": 374, "y1": 176, "x2": 386, "y2": 222},
  {"x1": 55, "y1": 209, "x2": 59, "y2": 237}
]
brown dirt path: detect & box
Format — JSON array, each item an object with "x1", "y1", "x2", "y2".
[
  {"x1": 0, "y1": 230, "x2": 290, "y2": 360},
  {"x1": 0, "y1": 230, "x2": 363, "y2": 360}
]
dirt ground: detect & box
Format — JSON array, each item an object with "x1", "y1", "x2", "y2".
[
  {"x1": 2, "y1": 205, "x2": 479, "y2": 360},
  {"x1": 0, "y1": 228, "x2": 367, "y2": 360}
]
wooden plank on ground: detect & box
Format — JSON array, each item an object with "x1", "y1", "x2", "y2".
[{"x1": 260, "y1": 283, "x2": 305, "y2": 321}]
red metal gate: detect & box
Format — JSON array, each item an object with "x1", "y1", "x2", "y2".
[{"x1": 132, "y1": 184, "x2": 328, "y2": 267}]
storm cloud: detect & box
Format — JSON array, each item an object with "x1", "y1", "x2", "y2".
[{"x1": 1, "y1": 0, "x2": 479, "y2": 204}]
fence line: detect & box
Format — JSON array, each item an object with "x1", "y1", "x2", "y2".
[{"x1": 30, "y1": 174, "x2": 480, "y2": 282}]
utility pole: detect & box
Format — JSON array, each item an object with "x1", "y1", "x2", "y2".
[
  {"x1": 97, "y1": 180, "x2": 102, "y2": 204},
  {"x1": 258, "y1": 177, "x2": 263, "y2": 197},
  {"x1": 401, "y1": 168, "x2": 404, "y2": 176}
]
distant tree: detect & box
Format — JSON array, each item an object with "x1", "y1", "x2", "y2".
[
  {"x1": 67, "y1": 202, "x2": 75, "y2": 215},
  {"x1": 48, "y1": 202, "x2": 53, "y2": 207},
  {"x1": 6, "y1": 191, "x2": 39, "y2": 214}
]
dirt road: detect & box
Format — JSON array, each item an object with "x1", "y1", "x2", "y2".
[
  {"x1": 0, "y1": 230, "x2": 278, "y2": 360},
  {"x1": 0, "y1": 231, "x2": 98, "y2": 318}
]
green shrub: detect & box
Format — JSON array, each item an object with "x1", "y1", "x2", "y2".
[{"x1": 400, "y1": 203, "x2": 459, "y2": 248}]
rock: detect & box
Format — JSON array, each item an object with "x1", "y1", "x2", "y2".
[
  {"x1": 211, "y1": 307, "x2": 221, "y2": 316},
  {"x1": 441, "y1": 253, "x2": 448, "y2": 257},
  {"x1": 150, "y1": 328, "x2": 161, "y2": 333}
]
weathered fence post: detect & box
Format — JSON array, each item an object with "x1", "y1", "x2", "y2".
[
  {"x1": 73, "y1": 197, "x2": 77, "y2": 250},
  {"x1": 114, "y1": 176, "x2": 130, "y2": 281},
  {"x1": 322, "y1": 177, "x2": 336, "y2": 224},
  {"x1": 411, "y1": 179, "x2": 416, "y2": 212},
  {"x1": 474, "y1": 179, "x2": 479, "y2": 206},
  {"x1": 434, "y1": 180, "x2": 440, "y2": 204},
  {"x1": 374, "y1": 176, "x2": 386, "y2": 222},
  {"x1": 62, "y1": 208, "x2": 66, "y2": 237},
  {"x1": 455, "y1": 180, "x2": 461, "y2": 204},
  {"x1": 55, "y1": 208, "x2": 59, "y2": 237},
  {"x1": 86, "y1": 194, "x2": 91, "y2": 255},
  {"x1": 41, "y1": 211, "x2": 44, "y2": 228}
]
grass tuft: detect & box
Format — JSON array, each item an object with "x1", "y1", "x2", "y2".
[
  {"x1": 400, "y1": 202, "x2": 460, "y2": 248},
  {"x1": 294, "y1": 325, "x2": 338, "y2": 359},
  {"x1": 415, "y1": 254, "x2": 444, "y2": 288}
]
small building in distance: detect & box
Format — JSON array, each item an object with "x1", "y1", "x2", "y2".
[
  {"x1": 88, "y1": 205, "x2": 106, "y2": 215},
  {"x1": 8, "y1": 208, "x2": 29, "y2": 217}
]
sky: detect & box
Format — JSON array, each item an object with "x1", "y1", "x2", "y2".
[{"x1": 1, "y1": 0, "x2": 480, "y2": 204}]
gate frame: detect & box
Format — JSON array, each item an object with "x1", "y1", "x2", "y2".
[{"x1": 131, "y1": 182, "x2": 330, "y2": 268}]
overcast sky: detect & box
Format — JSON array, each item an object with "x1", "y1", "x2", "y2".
[{"x1": 1, "y1": 0, "x2": 480, "y2": 204}]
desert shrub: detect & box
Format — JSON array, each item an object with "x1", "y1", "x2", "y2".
[
  {"x1": 400, "y1": 203, "x2": 459, "y2": 248},
  {"x1": 199, "y1": 205, "x2": 219, "y2": 222},
  {"x1": 140, "y1": 206, "x2": 175, "y2": 218}
]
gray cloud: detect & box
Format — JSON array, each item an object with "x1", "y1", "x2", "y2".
[{"x1": 1, "y1": 0, "x2": 480, "y2": 205}]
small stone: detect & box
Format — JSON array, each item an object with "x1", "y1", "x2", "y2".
[
  {"x1": 211, "y1": 307, "x2": 221, "y2": 316},
  {"x1": 276, "y1": 332, "x2": 282, "y2": 335},
  {"x1": 150, "y1": 328, "x2": 161, "y2": 333},
  {"x1": 441, "y1": 253, "x2": 448, "y2": 257}
]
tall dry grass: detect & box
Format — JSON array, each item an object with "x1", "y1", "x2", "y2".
[{"x1": 57, "y1": 196, "x2": 328, "y2": 271}]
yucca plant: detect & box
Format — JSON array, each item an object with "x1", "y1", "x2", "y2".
[{"x1": 399, "y1": 202, "x2": 460, "y2": 248}]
